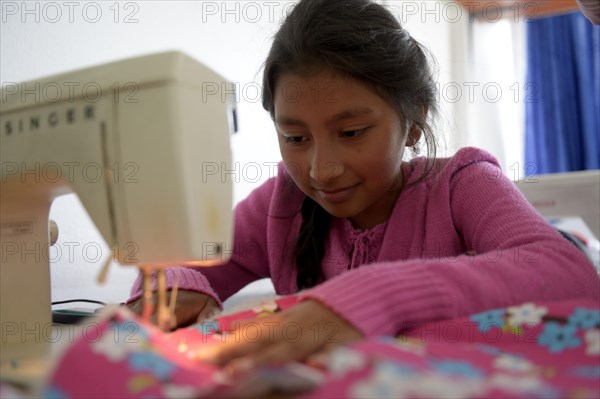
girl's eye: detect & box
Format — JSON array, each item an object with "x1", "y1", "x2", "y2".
[
  {"x1": 284, "y1": 136, "x2": 307, "y2": 144},
  {"x1": 341, "y1": 128, "x2": 368, "y2": 138}
]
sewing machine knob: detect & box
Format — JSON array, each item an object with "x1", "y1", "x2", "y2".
[{"x1": 49, "y1": 219, "x2": 59, "y2": 246}]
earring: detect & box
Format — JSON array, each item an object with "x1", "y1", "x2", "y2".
[{"x1": 410, "y1": 142, "x2": 421, "y2": 157}]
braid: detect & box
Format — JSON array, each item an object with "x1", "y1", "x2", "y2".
[{"x1": 294, "y1": 197, "x2": 331, "y2": 290}]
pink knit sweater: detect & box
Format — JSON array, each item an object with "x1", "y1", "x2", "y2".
[{"x1": 129, "y1": 147, "x2": 599, "y2": 336}]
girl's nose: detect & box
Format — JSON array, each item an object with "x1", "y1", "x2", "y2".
[{"x1": 309, "y1": 144, "x2": 344, "y2": 184}]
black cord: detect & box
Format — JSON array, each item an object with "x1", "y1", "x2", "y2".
[{"x1": 51, "y1": 299, "x2": 106, "y2": 306}]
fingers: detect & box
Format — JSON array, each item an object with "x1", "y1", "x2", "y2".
[
  {"x1": 174, "y1": 296, "x2": 216, "y2": 328},
  {"x1": 195, "y1": 298, "x2": 220, "y2": 324},
  {"x1": 125, "y1": 291, "x2": 219, "y2": 329},
  {"x1": 198, "y1": 301, "x2": 364, "y2": 373},
  {"x1": 200, "y1": 322, "x2": 269, "y2": 366},
  {"x1": 225, "y1": 339, "x2": 318, "y2": 376},
  {"x1": 200, "y1": 316, "x2": 324, "y2": 370},
  {"x1": 125, "y1": 300, "x2": 158, "y2": 325}
]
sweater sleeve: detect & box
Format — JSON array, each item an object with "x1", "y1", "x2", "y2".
[
  {"x1": 126, "y1": 177, "x2": 276, "y2": 307},
  {"x1": 300, "y1": 158, "x2": 600, "y2": 337}
]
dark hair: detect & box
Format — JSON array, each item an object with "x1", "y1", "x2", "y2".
[{"x1": 262, "y1": 0, "x2": 438, "y2": 290}]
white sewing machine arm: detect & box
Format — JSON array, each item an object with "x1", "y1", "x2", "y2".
[{"x1": 0, "y1": 51, "x2": 234, "y2": 358}]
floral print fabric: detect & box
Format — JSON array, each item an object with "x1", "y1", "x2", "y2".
[{"x1": 46, "y1": 298, "x2": 600, "y2": 398}]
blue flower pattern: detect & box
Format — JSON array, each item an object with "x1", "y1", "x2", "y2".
[
  {"x1": 537, "y1": 322, "x2": 581, "y2": 353},
  {"x1": 128, "y1": 352, "x2": 175, "y2": 380},
  {"x1": 470, "y1": 309, "x2": 505, "y2": 332},
  {"x1": 567, "y1": 308, "x2": 600, "y2": 329}
]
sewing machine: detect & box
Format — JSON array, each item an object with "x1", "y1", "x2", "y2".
[
  {"x1": 0, "y1": 51, "x2": 235, "y2": 362},
  {"x1": 515, "y1": 169, "x2": 600, "y2": 271},
  {"x1": 515, "y1": 169, "x2": 600, "y2": 239}
]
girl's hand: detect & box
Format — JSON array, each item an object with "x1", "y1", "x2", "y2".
[
  {"x1": 199, "y1": 299, "x2": 362, "y2": 374},
  {"x1": 126, "y1": 289, "x2": 220, "y2": 328}
]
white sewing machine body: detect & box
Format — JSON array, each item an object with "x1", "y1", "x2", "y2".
[
  {"x1": 515, "y1": 170, "x2": 600, "y2": 239},
  {"x1": 0, "y1": 52, "x2": 234, "y2": 359}
]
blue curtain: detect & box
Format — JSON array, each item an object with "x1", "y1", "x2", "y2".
[{"x1": 525, "y1": 12, "x2": 600, "y2": 174}]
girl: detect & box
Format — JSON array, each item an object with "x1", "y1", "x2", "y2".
[{"x1": 128, "y1": 0, "x2": 599, "y2": 373}]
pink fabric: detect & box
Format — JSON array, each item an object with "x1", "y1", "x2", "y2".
[
  {"x1": 128, "y1": 147, "x2": 599, "y2": 337},
  {"x1": 46, "y1": 297, "x2": 600, "y2": 398}
]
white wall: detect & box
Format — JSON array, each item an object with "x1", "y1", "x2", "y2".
[{"x1": 1, "y1": 1, "x2": 521, "y2": 305}]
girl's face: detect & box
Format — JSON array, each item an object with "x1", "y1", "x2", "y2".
[{"x1": 274, "y1": 71, "x2": 409, "y2": 230}]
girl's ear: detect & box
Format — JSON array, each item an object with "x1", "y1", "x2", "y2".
[
  {"x1": 406, "y1": 105, "x2": 427, "y2": 146},
  {"x1": 406, "y1": 124, "x2": 423, "y2": 146},
  {"x1": 406, "y1": 105, "x2": 429, "y2": 147}
]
